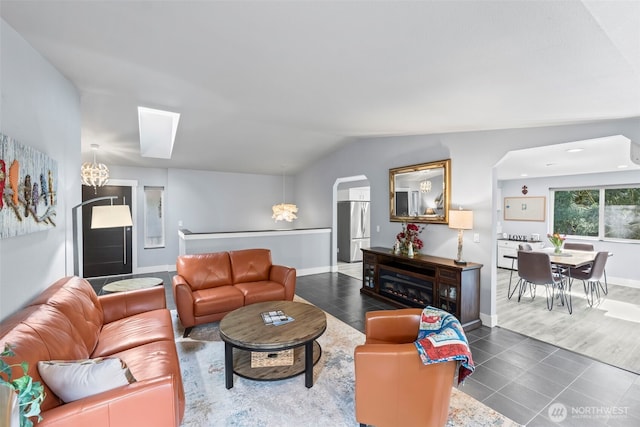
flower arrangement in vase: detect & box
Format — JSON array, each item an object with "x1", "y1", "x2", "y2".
[
  {"x1": 396, "y1": 222, "x2": 425, "y2": 256},
  {"x1": 547, "y1": 233, "x2": 566, "y2": 254}
]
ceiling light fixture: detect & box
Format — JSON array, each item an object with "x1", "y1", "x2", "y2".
[
  {"x1": 566, "y1": 148, "x2": 584, "y2": 153},
  {"x1": 81, "y1": 144, "x2": 109, "y2": 193},
  {"x1": 420, "y1": 180, "x2": 432, "y2": 192},
  {"x1": 272, "y1": 168, "x2": 298, "y2": 222}
]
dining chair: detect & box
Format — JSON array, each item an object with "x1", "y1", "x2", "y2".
[
  {"x1": 518, "y1": 243, "x2": 533, "y2": 251},
  {"x1": 569, "y1": 251, "x2": 609, "y2": 307},
  {"x1": 563, "y1": 242, "x2": 608, "y2": 294},
  {"x1": 505, "y1": 243, "x2": 533, "y2": 300},
  {"x1": 516, "y1": 251, "x2": 570, "y2": 313},
  {"x1": 563, "y1": 242, "x2": 595, "y2": 251}
]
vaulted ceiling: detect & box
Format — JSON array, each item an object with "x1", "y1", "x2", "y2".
[{"x1": 2, "y1": 1, "x2": 639, "y2": 176}]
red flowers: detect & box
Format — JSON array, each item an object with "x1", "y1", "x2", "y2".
[{"x1": 397, "y1": 222, "x2": 425, "y2": 252}]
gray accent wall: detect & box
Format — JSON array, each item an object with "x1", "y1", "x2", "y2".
[{"x1": 0, "y1": 19, "x2": 81, "y2": 319}]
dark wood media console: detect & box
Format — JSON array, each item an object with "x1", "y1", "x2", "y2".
[{"x1": 361, "y1": 247, "x2": 482, "y2": 331}]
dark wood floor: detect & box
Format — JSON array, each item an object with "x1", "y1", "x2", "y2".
[{"x1": 88, "y1": 271, "x2": 640, "y2": 426}]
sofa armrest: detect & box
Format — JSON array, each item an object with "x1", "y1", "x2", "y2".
[
  {"x1": 364, "y1": 308, "x2": 422, "y2": 344},
  {"x1": 270, "y1": 264, "x2": 296, "y2": 300},
  {"x1": 172, "y1": 274, "x2": 196, "y2": 328},
  {"x1": 36, "y1": 375, "x2": 182, "y2": 427},
  {"x1": 99, "y1": 286, "x2": 167, "y2": 324}
]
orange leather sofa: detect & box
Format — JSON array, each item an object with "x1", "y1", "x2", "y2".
[
  {"x1": 0, "y1": 276, "x2": 185, "y2": 427},
  {"x1": 172, "y1": 248, "x2": 296, "y2": 337},
  {"x1": 354, "y1": 308, "x2": 457, "y2": 427}
]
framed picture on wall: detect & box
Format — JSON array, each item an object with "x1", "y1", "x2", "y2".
[{"x1": 504, "y1": 196, "x2": 546, "y2": 221}]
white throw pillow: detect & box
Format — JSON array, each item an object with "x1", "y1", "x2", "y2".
[{"x1": 37, "y1": 358, "x2": 136, "y2": 403}]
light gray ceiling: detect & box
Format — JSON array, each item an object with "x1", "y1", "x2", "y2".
[{"x1": 2, "y1": 0, "x2": 639, "y2": 176}]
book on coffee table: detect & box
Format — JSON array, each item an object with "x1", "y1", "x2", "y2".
[{"x1": 261, "y1": 310, "x2": 295, "y2": 326}]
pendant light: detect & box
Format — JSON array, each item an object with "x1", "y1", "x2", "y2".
[
  {"x1": 272, "y1": 167, "x2": 298, "y2": 222},
  {"x1": 81, "y1": 144, "x2": 109, "y2": 193}
]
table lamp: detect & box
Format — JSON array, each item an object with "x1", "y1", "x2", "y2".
[{"x1": 449, "y1": 208, "x2": 473, "y2": 265}]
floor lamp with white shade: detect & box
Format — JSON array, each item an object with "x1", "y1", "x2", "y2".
[{"x1": 71, "y1": 196, "x2": 133, "y2": 277}]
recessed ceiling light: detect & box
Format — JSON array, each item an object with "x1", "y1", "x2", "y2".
[
  {"x1": 566, "y1": 148, "x2": 584, "y2": 153},
  {"x1": 618, "y1": 164, "x2": 629, "y2": 169},
  {"x1": 138, "y1": 106, "x2": 180, "y2": 159},
  {"x1": 520, "y1": 173, "x2": 528, "y2": 177}
]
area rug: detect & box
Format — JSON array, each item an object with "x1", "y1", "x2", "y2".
[{"x1": 173, "y1": 301, "x2": 519, "y2": 427}]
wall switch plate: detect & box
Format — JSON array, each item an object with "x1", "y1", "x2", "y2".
[
  {"x1": 178, "y1": 220, "x2": 183, "y2": 227},
  {"x1": 473, "y1": 233, "x2": 480, "y2": 243},
  {"x1": 376, "y1": 225, "x2": 380, "y2": 232}
]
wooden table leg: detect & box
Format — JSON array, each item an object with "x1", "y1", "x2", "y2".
[
  {"x1": 305, "y1": 341, "x2": 313, "y2": 388},
  {"x1": 225, "y1": 342, "x2": 234, "y2": 389}
]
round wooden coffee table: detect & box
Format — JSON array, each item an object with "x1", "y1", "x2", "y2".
[
  {"x1": 219, "y1": 301, "x2": 327, "y2": 389},
  {"x1": 100, "y1": 277, "x2": 163, "y2": 294}
]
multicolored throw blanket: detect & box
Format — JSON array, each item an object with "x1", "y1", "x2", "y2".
[{"x1": 414, "y1": 306, "x2": 475, "y2": 385}]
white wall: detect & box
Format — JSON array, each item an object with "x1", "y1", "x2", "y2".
[
  {"x1": 0, "y1": 20, "x2": 80, "y2": 319},
  {"x1": 294, "y1": 117, "x2": 640, "y2": 321}
]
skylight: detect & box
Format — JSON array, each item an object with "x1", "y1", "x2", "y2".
[{"x1": 137, "y1": 106, "x2": 180, "y2": 159}]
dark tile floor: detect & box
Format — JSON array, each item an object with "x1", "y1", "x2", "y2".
[{"x1": 89, "y1": 271, "x2": 640, "y2": 427}]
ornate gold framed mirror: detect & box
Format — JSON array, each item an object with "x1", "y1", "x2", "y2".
[{"x1": 389, "y1": 159, "x2": 451, "y2": 224}]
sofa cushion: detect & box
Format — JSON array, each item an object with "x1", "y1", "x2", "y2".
[
  {"x1": 234, "y1": 281, "x2": 286, "y2": 305},
  {"x1": 28, "y1": 276, "x2": 103, "y2": 355},
  {"x1": 38, "y1": 358, "x2": 136, "y2": 403},
  {"x1": 177, "y1": 252, "x2": 232, "y2": 290},
  {"x1": 229, "y1": 249, "x2": 272, "y2": 284},
  {"x1": 111, "y1": 339, "x2": 185, "y2": 418},
  {"x1": 91, "y1": 309, "x2": 174, "y2": 357},
  {"x1": 192, "y1": 286, "x2": 244, "y2": 317},
  {"x1": 0, "y1": 305, "x2": 92, "y2": 412}
]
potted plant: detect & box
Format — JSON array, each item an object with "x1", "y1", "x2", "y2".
[{"x1": 0, "y1": 344, "x2": 45, "y2": 427}]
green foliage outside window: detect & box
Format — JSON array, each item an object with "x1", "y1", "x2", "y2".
[
  {"x1": 553, "y1": 190, "x2": 599, "y2": 236},
  {"x1": 553, "y1": 187, "x2": 640, "y2": 240},
  {"x1": 605, "y1": 188, "x2": 640, "y2": 240}
]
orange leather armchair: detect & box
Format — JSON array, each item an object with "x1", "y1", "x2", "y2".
[{"x1": 354, "y1": 309, "x2": 457, "y2": 427}]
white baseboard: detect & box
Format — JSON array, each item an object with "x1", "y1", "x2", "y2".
[
  {"x1": 297, "y1": 266, "x2": 332, "y2": 276},
  {"x1": 136, "y1": 264, "x2": 174, "y2": 274},
  {"x1": 608, "y1": 276, "x2": 640, "y2": 289},
  {"x1": 479, "y1": 312, "x2": 497, "y2": 328},
  {"x1": 134, "y1": 264, "x2": 332, "y2": 277}
]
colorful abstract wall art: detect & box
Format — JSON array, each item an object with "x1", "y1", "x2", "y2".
[{"x1": 0, "y1": 133, "x2": 58, "y2": 239}]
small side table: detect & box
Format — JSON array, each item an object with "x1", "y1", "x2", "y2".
[{"x1": 100, "y1": 277, "x2": 163, "y2": 294}]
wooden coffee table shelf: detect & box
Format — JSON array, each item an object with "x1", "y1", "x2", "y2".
[
  {"x1": 219, "y1": 301, "x2": 327, "y2": 389},
  {"x1": 233, "y1": 341, "x2": 322, "y2": 381}
]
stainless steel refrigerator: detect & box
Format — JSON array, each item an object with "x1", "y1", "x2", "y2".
[{"x1": 337, "y1": 201, "x2": 370, "y2": 262}]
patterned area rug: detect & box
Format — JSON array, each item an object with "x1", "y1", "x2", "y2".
[{"x1": 173, "y1": 301, "x2": 519, "y2": 426}]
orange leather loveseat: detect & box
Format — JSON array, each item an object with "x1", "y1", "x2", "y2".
[
  {"x1": 172, "y1": 248, "x2": 296, "y2": 337},
  {"x1": 0, "y1": 276, "x2": 185, "y2": 427}
]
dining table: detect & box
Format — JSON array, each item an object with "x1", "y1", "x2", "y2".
[{"x1": 504, "y1": 248, "x2": 612, "y2": 314}]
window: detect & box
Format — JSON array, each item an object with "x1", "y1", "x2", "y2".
[
  {"x1": 552, "y1": 187, "x2": 640, "y2": 240},
  {"x1": 144, "y1": 186, "x2": 165, "y2": 248}
]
